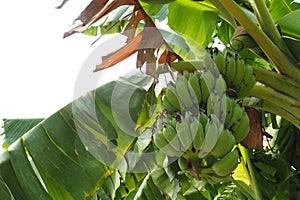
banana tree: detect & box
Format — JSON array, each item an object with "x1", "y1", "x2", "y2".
[{"x1": 1, "y1": 0, "x2": 300, "y2": 199}]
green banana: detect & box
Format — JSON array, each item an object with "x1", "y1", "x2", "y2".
[
  {"x1": 231, "y1": 112, "x2": 250, "y2": 143},
  {"x1": 237, "y1": 65, "x2": 256, "y2": 98},
  {"x1": 199, "y1": 78, "x2": 209, "y2": 104},
  {"x1": 232, "y1": 56, "x2": 245, "y2": 86},
  {"x1": 154, "y1": 131, "x2": 178, "y2": 157},
  {"x1": 224, "y1": 97, "x2": 234, "y2": 126},
  {"x1": 225, "y1": 52, "x2": 236, "y2": 86},
  {"x1": 206, "y1": 92, "x2": 220, "y2": 117},
  {"x1": 192, "y1": 118, "x2": 205, "y2": 150},
  {"x1": 226, "y1": 102, "x2": 244, "y2": 129},
  {"x1": 218, "y1": 94, "x2": 228, "y2": 124},
  {"x1": 177, "y1": 118, "x2": 193, "y2": 151},
  {"x1": 203, "y1": 53, "x2": 218, "y2": 76},
  {"x1": 165, "y1": 84, "x2": 181, "y2": 111},
  {"x1": 178, "y1": 157, "x2": 188, "y2": 171},
  {"x1": 198, "y1": 115, "x2": 221, "y2": 158},
  {"x1": 210, "y1": 129, "x2": 236, "y2": 159},
  {"x1": 176, "y1": 76, "x2": 195, "y2": 109},
  {"x1": 163, "y1": 124, "x2": 182, "y2": 151},
  {"x1": 211, "y1": 148, "x2": 239, "y2": 176},
  {"x1": 188, "y1": 72, "x2": 202, "y2": 104},
  {"x1": 213, "y1": 48, "x2": 226, "y2": 75},
  {"x1": 214, "y1": 74, "x2": 227, "y2": 97},
  {"x1": 200, "y1": 70, "x2": 215, "y2": 104},
  {"x1": 189, "y1": 117, "x2": 199, "y2": 140},
  {"x1": 162, "y1": 95, "x2": 177, "y2": 113},
  {"x1": 199, "y1": 112, "x2": 208, "y2": 126}
]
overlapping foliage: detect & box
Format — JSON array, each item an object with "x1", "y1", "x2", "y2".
[{"x1": 1, "y1": 0, "x2": 300, "y2": 199}]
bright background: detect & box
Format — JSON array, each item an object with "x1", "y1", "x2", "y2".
[
  {"x1": 0, "y1": 0, "x2": 140, "y2": 147},
  {"x1": 0, "y1": 0, "x2": 133, "y2": 121}
]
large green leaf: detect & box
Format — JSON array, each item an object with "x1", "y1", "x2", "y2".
[
  {"x1": 167, "y1": 0, "x2": 218, "y2": 48},
  {"x1": 269, "y1": 0, "x2": 300, "y2": 22},
  {"x1": 0, "y1": 72, "x2": 152, "y2": 199},
  {"x1": 1, "y1": 118, "x2": 43, "y2": 149},
  {"x1": 278, "y1": 9, "x2": 300, "y2": 40}
]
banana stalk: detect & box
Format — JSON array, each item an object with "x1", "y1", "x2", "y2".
[
  {"x1": 249, "y1": 85, "x2": 300, "y2": 112},
  {"x1": 252, "y1": 66, "x2": 300, "y2": 100},
  {"x1": 246, "y1": 99, "x2": 300, "y2": 129},
  {"x1": 251, "y1": 0, "x2": 295, "y2": 60}
]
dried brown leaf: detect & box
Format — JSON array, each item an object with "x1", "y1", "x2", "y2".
[
  {"x1": 77, "y1": 0, "x2": 109, "y2": 25},
  {"x1": 64, "y1": 0, "x2": 135, "y2": 38},
  {"x1": 94, "y1": 32, "x2": 143, "y2": 71},
  {"x1": 123, "y1": 10, "x2": 145, "y2": 41},
  {"x1": 56, "y1": 0, "x2": 69, "y2": 9},
  {"x1": 241, "y1": 107, "x2": 263, "y2": 149}
]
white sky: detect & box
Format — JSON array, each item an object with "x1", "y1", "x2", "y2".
[{"x1": 0, "y1": 0, "x2": 134, "y2": 122}]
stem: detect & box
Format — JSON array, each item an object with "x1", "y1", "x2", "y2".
[
  {"x1": 250, "y1": 85, "x2": 300, "y2": 108},
  {"x1": 218, "y1": 0, "x2": 300, "y2": 80},
  {"x1": 251, "y1": 0, "x2": 280, "y2": 47},
  {"x1": 209, "y1": 0, "x2": 237, "y2": 27},
  {"x1": 253, "y1": 66, "x2": 300, "y2": 100},
  {"x1": 238, "y1": 145, "x2": 263, "y2": 200},
  {"x1": 250, "y1": 100, "x2": 300, "y2": 129},
  {"x1": 251, "y1": 0, "x2": 296, "y2": 61}
]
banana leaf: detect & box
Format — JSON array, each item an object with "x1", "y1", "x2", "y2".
[
  {"x1": 1, "y1": 118, "x2": 44, "y2": 149},
  {"x1": 0, "y1": 72, "x2": 153, "y2": 199}
]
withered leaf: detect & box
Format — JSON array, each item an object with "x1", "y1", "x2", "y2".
[
  {"x1": 94, "y1": 32, "x2": 143, "y2": 71},
  {"x1": 56, "y1": 0, "x2": 69, "y2": 9},
  {"x1": 64, "y1": 0, "x2": 135, "y2": 38},
  {"x1": 241, "y1": 107, "x2": 263, "y2": 149}
]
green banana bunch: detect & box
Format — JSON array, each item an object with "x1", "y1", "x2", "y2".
[
  {"x1": 211, "y1": 148, "x2": 239, "y2": 177},
  {"x1": 210, "y1": 129, "x2": 236, "y2": 159},
  {"x1": 210, "y1": 48, "x2": 256, "y2": 99}
]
